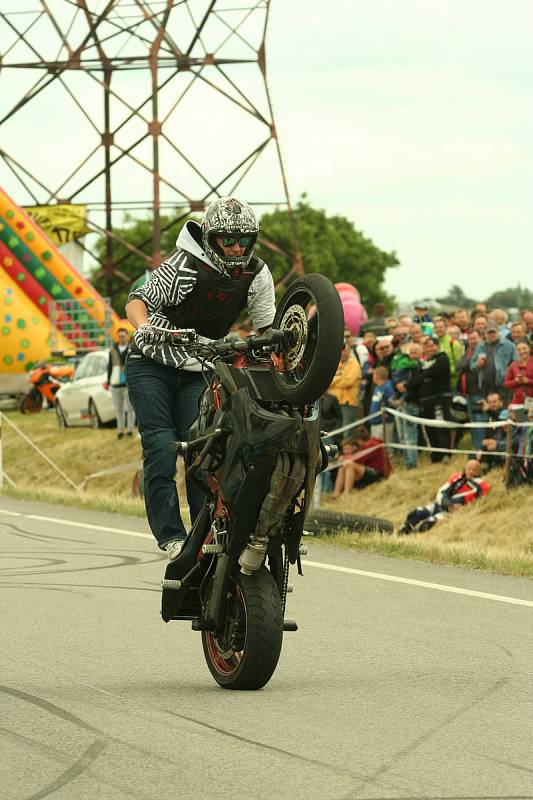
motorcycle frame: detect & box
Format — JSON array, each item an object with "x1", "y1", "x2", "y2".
[{"x1": 163, "y1": 352, "x2": 322, "y2": 634}]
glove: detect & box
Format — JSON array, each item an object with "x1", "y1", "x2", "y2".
[{"x1": 137, "y1": 323, "x2": 162, "y2": 344}]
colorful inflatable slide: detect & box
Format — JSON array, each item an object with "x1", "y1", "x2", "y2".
[{"x1": 0, "y1": 186, "x2": 123, "y2": 372}]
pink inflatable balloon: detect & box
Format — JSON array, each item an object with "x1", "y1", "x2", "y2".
[
  {"x1": 335, "y1": 282, "x2": 360, "y2": 301},
  {"x1": 341, "y1": 297, "x2": 365, "y2": 335}
]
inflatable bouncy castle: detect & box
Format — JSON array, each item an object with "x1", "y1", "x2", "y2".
[{"x1": 0, "y1": 186, "x2": 124, "y2": 373}]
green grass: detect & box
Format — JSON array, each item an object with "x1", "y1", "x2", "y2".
[
  {"x1": 310, "y1": 529, "x2": 533, "y2": 578},
  {"x1": 2, "y1": 409, "x2": 532, "y2": 578}
]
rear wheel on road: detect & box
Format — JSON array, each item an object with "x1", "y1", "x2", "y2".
[{"x1": 201, "y1": 567, "x2": 283, "y2": 690}]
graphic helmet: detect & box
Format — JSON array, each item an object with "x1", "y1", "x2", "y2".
[
  {"x1": 201, "y1": 197, "x2": 258, "y2": 275},
  {"x1": 450, "y1": 394, "x2": 469, "y2": 423}
]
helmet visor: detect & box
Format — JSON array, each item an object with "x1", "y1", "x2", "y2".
[{"x1": 220, "y1": 235, "x2": 255, "y2": 248}]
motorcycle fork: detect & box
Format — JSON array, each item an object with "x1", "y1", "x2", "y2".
[{"x1": 203, "y1": 552, "x2": 236, "y2": 634}]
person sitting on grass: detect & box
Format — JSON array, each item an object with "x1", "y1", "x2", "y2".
[
  {"x1": 332, "y1": 425, "x2": 392, "y2": 498},
  {"x1": 397, "y1": 459, "x2": 491, "y2": 535}
]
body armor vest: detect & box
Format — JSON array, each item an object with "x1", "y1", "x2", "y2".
[{"x1": 162, "y1": 255, "x2": 264, "y2": 339}]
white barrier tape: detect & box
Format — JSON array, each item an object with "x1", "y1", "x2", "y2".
[
  {"x1": 386, "y1": 406, "x2": 518, "y2": 430},
  {"x1": 0, "y1": 411, "x2": 80, "y2": 491},
  {"x1": 322, "y1": 440, "x2": 532, "y2": 473},
  {"x1": 328, "y1": 407, "x2": 533, "y2": 437},
  {"x1": 328, "y1": 409, "x2": 377, "y2": 438},
  {"x1": 80, "y1": 460, "x2": 143, "y2": 490}
]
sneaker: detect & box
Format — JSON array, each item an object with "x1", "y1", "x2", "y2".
[
  {"x1": 117, "y1": 432, "x2": 124, "y2": 439},
  {"x1": 164, "y1": 539, "x2": 185, "y2": 562}
]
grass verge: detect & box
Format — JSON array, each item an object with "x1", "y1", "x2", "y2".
[{"x1": 1, "y1": 410, "x2": 532, "y2": 577}]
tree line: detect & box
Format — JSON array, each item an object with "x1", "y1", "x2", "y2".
[{"x1": 90, "y1": 196, "x2": 399, "y2": 315}]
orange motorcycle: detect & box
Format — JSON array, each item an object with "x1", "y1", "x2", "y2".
[{"x1": 19, "y1": 362, "x2": 74, "y2": 414}]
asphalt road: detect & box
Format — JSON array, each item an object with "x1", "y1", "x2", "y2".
[{"x1": 1, "y1": 495, "x2": 533, "y2": 800}]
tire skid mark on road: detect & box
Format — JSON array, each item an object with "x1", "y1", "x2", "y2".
[
  {"x1": 0, "y1": 723, "x2": 70, "y2": 761},
  {"x1": 0, "y1": 581, "x2": 159, "y2": 594},
  {"x1": 1, "y1": 551, "x2": 163, "y2": 579},
  {"x1": 0, "y1": 685, "x2": 104, "y2": 735},
  {"x1": 0, "y1": 520, "x2": 95, "y2": 545},
  {"x1": 0, "y1": 555, "x2": 68, "y2": 573},
  {"x1": 342, "y1": 675, "x2": 512, "y2": 797},
  {"x1": 0, "y1": 582, "x2": 92, "y2": 597},
  {"x1": 2, "y1": 508, "x2": 532, "y2": 609},
  {"x1": 70, "y1": 679, "x2": 403, "y2": 795},
  {"x1": 0, "y1": 509, "x2": 152, "y2": 540},
  {"x1": 484, "y1": 755, "x2": 533, "y2": 777},
  {"x1": 23, "y1": 740, "x2": 107, "y2": 800}
]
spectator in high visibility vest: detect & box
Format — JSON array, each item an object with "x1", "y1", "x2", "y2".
[{"x1": 433, "y1": 316, "x2": 464, "y2": 391}]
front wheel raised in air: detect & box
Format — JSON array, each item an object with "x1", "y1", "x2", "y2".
[
  {"x1": 201, "y1": 566, "x2": 283, "y2": 690},
  {"x1": 270, "y1": 273, "x2": 344, "y2": 405}
]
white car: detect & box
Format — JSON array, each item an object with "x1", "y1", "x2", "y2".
[{"x1": 54, "y1": 350, "x2": 116, "y2": 428}]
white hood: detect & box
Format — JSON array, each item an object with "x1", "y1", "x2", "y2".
[{"x1": 175, "y1": 220, "x2": 219, "y2": 271}]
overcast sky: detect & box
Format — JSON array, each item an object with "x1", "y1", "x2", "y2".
[
  {"x1": 267, "y1": 0, "x2": 533, "y2": 303},
  {"x1": 1, "y1": 1, "x2": 532, "y2": 305}
]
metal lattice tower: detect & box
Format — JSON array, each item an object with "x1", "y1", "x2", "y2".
[{"x1": 0, "y1": 1, "x2": 300, "y2": 294}]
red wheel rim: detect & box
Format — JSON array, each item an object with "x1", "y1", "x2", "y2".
[{"x1": 205, "y1": 581, "x2": 246, "y2": 677}]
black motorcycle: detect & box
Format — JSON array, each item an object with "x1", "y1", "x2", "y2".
[{"x1": 148, "y1": 274, "x2": 343, "y2": 690}]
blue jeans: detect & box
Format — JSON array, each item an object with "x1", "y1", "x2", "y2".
[
  {"x1": 466, "y1": 396, "x2": 487, "y2": 450},
  {"x1": 125, "y1": 353, "x2": 206, "y2": 548},
  {"x1": 395, "y1": 401, "x2": 419, "y2": 468}
]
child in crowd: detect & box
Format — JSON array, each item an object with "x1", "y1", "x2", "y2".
[{"x1": 369, "y1": 365, "x2": 394, "y2": 443}]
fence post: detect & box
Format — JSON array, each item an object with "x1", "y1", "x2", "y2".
[{"x1": 503, "y1": 422, "x2": 513, "y2": 488}]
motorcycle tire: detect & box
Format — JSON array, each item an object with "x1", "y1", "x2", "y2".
[
  {"x1": 19, "y1": 390, "x2": 42, "y2": 414},
  {"x1": 270, "y1": 273, "x2": 344, "y2": 405},
  {"x1": 304, "y1": 508, "x2": 393, "y2": 535},
  {"x1": 201, "y1": 566, "x2": 283, "y2": 690}
]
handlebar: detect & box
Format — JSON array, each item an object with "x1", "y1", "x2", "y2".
[{"x1": 139, "y1": 324, "x2": 289, "y2": 360}]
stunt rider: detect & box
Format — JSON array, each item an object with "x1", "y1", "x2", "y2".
[{"x1": 125, "y1": 197, "x2": 276, "y2": 561}]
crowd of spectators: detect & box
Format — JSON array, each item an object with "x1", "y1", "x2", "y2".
[{"x1": 322, "y1": 301, "x2": 533, "y2": 500}]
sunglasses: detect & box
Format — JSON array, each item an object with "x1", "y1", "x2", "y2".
[{"x1": 221, "y1": 235, "x2": 254, "y2": 248}]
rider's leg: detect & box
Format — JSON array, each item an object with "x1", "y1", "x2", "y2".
[
  {"x1": 174, "y1": 369, "x2": 206, "y2": 525},
  {"x1": 126, "y1": 356, "x2": 200, "y2": 549}
]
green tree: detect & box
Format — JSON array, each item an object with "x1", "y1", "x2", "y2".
[
  {"x1": 484, "y1": 285, "x2": 533, "y2": 310},
  {"x1": 91, "y1": 198, "x2": 398, "y2": 315},
  {"x1": 256, "y1": 197, "x2": 398, "y2": 308},
  {"x1": 435, "y1": 284, "x2": 476, "y2": 307}
]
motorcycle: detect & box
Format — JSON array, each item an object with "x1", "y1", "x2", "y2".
[
  {"x1": 147, "y1": 274, "x2": 344, "y2": 690},
  {"x1": 19, "y1": 362, "x2": 74, "y2": 414}
]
